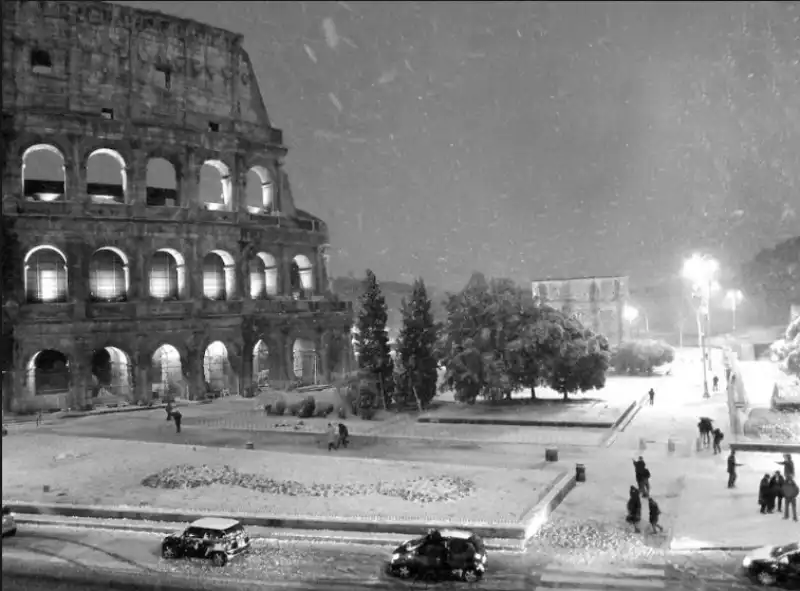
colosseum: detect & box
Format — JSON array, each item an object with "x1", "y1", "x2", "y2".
[{"x1": 1, "y1": 0, "x2": 354, "y2": 412}]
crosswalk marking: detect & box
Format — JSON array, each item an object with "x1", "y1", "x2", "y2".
[{"x1": 535, "y1": 562, "x2": 667, "y2": 590}]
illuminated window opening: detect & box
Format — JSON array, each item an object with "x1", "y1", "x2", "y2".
[
  {"x1": 202, "y1": 250, "x2": 235, "y2": 300},
  {"x1": 22, "y1": 144, "x2": 66, "y2": 201},
  {"x1": 200, "y1": 160, "x2": 233, "y2": 211},
  {"x1": 290, "y1": 255, "x2": 314, "y2": 299},
  {"x1": 145, "y1": 157, "x2": 178, "y2": 207},
  {"x1": 245, "y1": 166, "x2": 275, "y2": 215},
  {"x1": 87, "y1": 149, "x2": 127, "y2": 204},
  {"x1": 89, "y1": 247, "x2": 129, "y2": 301},
  {"x1": 24, "y1": 245, "x2": 69, "y2": 303},
  {"x1": 249, "y1": 252, "x2": 278, "y2": 299},
  {"x1": 149, "y1": 249, "x2": 185, "y2": 300}
]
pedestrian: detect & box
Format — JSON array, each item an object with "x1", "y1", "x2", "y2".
[
  {"x1": 712, "y1": 428, "x2": 724, "y2": 455},
  {"x1": 626, "y1": 486, "x2": 642, "y2": 533},
  {"x1": 759, "y1": 474, "x2": 771, "y2": 514},
  {"x1": 730, "y1": 373, "x2": 736, "y2": 386},
  {"x1": 782, "y1": 476, "x2": 798, "y2": 522},
  {"x1": 712, "y1": 376, "x2": 719, "y2": 392},
  {"x1": 165, "y1": 401, "x2": 173, "y2": 421},
  {"x1": 725, "y1": 367, "x2": 731, "y2": 383},
  {"x1": 727, "y1": 450, "x2": 743, "y2": 488},
  {"x1": 648, "y1": 388, "x2": 655, "y2": 406},
  {"x1": 172, "y1": 409, "x2": 182, "y2": 433},
  {"x1": 777, "y1": 454, "x2": 795, "y2": 480},
  {"x1": 647, "y1": 497, "x2": 664, "y2": 534},
  {"x1": 326, "y1": 422, "x2": 339, "y2": 451},
  {"x1": 633, "y1": 456, "x2": 650, "y2": 497},
  {"x1": 769, "y1": 471, "x2": 785, "y2": 513},
  {"x1": 337, "y1": 422, "x2": 349, "y2": 449}
]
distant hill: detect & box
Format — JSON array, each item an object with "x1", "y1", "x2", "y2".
[{"x1": 332, "y1": 276, "x2": 448, "y2": 338}]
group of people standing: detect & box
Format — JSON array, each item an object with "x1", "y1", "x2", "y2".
[
  {"x1": 757, "y1": 454, "x2": 798, "y2": 522},
  {"x1": 626, "y1": 456, "x2": 663, "y2": 534},
  {"x1": 697, "y1": 417, "x2": 725, "y2": 454}
]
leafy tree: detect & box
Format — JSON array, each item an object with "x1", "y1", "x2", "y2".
[
  {"x1": 394, "y1": 279, "x2": 439, "y2": 411},
  {"x1": 354, "y1": 270, "x2": 394, "y2": 409},
  {"x1": 740, "y1": 237, "x2": 800, "y2": 321},
  {"x1": 772, "y1": 315, "x2": 800, "y2": 379},
  {"x1": 611, "y1": 340, "x2": 675, "y2": 375},
  {"x1": 545, "y1": 313, "x2": 611, "y2": 400}
]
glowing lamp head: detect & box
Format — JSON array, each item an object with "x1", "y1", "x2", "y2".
[{"x1": 623, "y1": 305, "x2": 639, "y2": 323}]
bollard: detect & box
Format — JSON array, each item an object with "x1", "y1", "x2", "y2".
[
  {"x1": 545, "y1": 448, "x2": 559, "y2": 462},
  {"x1": 638, "y1": 438, "x2": 647, "y2": 451},
  {"x1": 695, "y1": 437, "x2": 702, "y2": 452},
  {"x1": 667, "y1": 438, "x2": 676, "y2": 454},
  {"x1": 575, "y1": 463, "x2": 586, "y2": 482},
  {"x1": 245, "y1": 442, "x2": 254, "y2": 450},
  {"x1": 43, "y1": 485, "x2": 50, "y2": 493}
]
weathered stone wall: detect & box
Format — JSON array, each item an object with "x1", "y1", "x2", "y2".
[{"x1": 1, "y1": 1, "x2": 353, "y2": 412}]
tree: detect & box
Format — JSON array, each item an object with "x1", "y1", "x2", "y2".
[
  {"x1": 394, "y1": 279, "x2": 439, "y2": 412},
  {"x1": 545, "y1": 313, "x2": 611, "y2": 400},
  {"x1": 354, "y1": 270, "x2": 394, "y2": 409},
  {"x1": 740, "y1": 237, "x2": 800, "y2": 321},
  {"x1": 775, "y1": 315, "x2": 800, "y2": 379},
  {"x1": 611, "y1": 340, "x2": 675, "y2": 375}
]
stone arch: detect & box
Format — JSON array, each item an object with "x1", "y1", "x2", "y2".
[
  {"x1": 24, "y1": 245, "x2": 69, "y2": 303},
  {"x1": 21, "y1": 143, "x2": 66, "y2": 201},
  {"x1": 244, "y1": 165, "x2": 274, "y2": 214},
  {"x1": 199, "y1": 159, "x2": 233, "y2": 210},
  {"x1": 252, "y1": 339, "x2": 271, "y2": 386},
  {"x1": 86, "y1": 148, "x2": 128, "y2": 203},
  {"x1": 90, "y1": 346, "x2": 133, "y2": 400},
  {"x1": 249, "y1": 252, "x2": 278, "y2": 299},
  {"x1": 26, "y1": 349, "x2": 70, "y2": 396},
  {"x1": 203, "y1": 340, "x2": 236, "y2": 395},
  {"x1": 202, "y1": 249, "x2": 236, "y2": 300},
  {"x1": 145, "y1": 157, "x2": 179, "y2": 206},
  {"x1": 290, "y1": 254, "x2": 314, "y2": 297},
  {"x1": 292, "y1": 336, "x2": 319, "y2": 384},
  {"x1": 150, "y1": 344, "x2": 185, "y2": 400},
  {"x1": 89, "y1": 246, "x2": 129, "y2": 301},
  {"x1": 149, "y1": 248, "x2": 186, "y2": 300}
]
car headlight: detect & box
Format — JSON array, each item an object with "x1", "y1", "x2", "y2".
[
  {"x1": 742, "y1": 557, "x2": 752, "y2": 568},
  {"x1": 391, "y1": 553, "x2": 400, "y2": 562}
]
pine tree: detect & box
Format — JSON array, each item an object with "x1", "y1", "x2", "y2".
[
  {"x1": 355, "y1": 270, "x2": 394, "y2": 409},
  {"x1": 395, "y1": 278, "x2": 439, "y2": 411}
]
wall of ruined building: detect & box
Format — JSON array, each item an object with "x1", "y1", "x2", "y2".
[{"x1": 1, "y1": 1, "x2": 353, "y2": 412}]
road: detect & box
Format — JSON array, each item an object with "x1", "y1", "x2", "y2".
[{"x1": 2, "y1": 523, "x2": 770, "y2": 590}]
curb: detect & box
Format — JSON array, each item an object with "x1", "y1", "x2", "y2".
[
  {"x1": 520, "y1": 469, "x2": 577, "y2": 548},
  {"x1": 729, "y1": 442, "x2": 800, "y2": 454},
  {"x1": 3, "y1": 501, "x2": 525, "y2": 541},
  {"x1": 417, "y1": 416, "x2": 615, "y2": 429},
  {"x1": 670, "y1": 544, "x2": 760, "y2": 552}
]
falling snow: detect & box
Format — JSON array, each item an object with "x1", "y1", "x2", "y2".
[{"x1": 322, "y1": 17, "x2": 339, "y2": 49}]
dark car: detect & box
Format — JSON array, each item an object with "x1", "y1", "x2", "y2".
[
  {"x1": 742, "y1": 542, "x2": 800, "y2": 587},
  {"x1": 161, "y1": 518, "x2": 250, "y2": 567},
  {"x1": 386, "y1": 529, "x2": 488, "y2": 583}
]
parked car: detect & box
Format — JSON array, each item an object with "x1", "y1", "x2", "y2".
[
  {"x1": 742, "y1": 542, "x2": 800, "y2": 587},
  {"x1": 386, "y1": 529, "x2": 487, "y2": 582},
  {"x1": 2, "y1": 506, "x2": 17, "y2": 537},
  {"x1": 161, "y1": 518, "x2": 250, "y2": 567}
]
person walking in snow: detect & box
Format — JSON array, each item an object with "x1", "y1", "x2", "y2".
[
  {"x1": 633, "y1": 456, "x2": 650, "y2": 497},
  {"x1": 647, "y1": 497, "x2": 664, "y2": 533},
  {"x1": 777, "y1": 454, "x2": 795, "y2": 480},
  {"x1": 326, "y1": 422, "x2": 339, "y2": 451},
  {"x1": 782, "y1": 476, "x2": 798, "y2": 522},
  {"x1": 626, "y1": 486, "x2": 642, "y2": 533},
  {"x1": 712, "y1": 428, "x2": 724, "y2": 455},
  {"x1": 648, "y1": 388, "x2": 655, "y2": 406},
  {"x1": 759, "y1": 474, "x2": 772, "y2": 514},
  {"x1": 769, "y1": 471, "x2": 785, "y2": 513},
  {"x1": 727, "y1": 450, "x2": 743, "y2": 488},
  {"x1": 712, "y1": 375, "x2": 719, "y2": 392}
]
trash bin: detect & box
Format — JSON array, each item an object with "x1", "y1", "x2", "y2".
[
  {"x1": 245, "y1": 442, "x2": 254, "y2": 450},
  {"x1": 576, "y1": 463, "x2": 586, "y2": 482},
  {"x1": 545, "y1": 448, "x2": 559, "y2": 462},
  {"x1": 667, "y1": 438, "x2": 676, "y2": 453}
]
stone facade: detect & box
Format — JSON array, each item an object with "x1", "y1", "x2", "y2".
[
  {"x1": 531, "y1": 275, "x2": 630, "y2": 345},
  {"x1": 1, "y1": 0, "x2": 353, "y2": 412}
]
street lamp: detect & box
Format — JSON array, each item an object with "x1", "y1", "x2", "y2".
[
  {"x1": 623, "y1": 304, "x2": 638, "y2": 338},
  {"x1": 725, "y1": 289, "x2": 744, "y2": 332},
  {"x1": 682, "y1": 254, "x2": 719, "y2": 398}
]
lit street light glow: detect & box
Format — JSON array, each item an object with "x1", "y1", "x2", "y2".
[
  {"x1": 725, "y1": 289, "x2": 744, "y2": 331},
  {"x1": 623, "y1": 304, "x2": 639, "y2": 323},
  {"x1": 682, "y1": 253, "x2": 719, "y2": 398}
]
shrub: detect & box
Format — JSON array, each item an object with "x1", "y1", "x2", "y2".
[
  {"x1": 298, "y1": 395, "x2": 316, "y2": 418},
  {"x1": 314, "y1": 406, "x2": 327, "y2": 417},
  {"x1": 288, "y1": 402, "x2": 302, "y2": 416},
  {"x1": 323, "y1": 402, "x2": 335, "y2": 416},
  {"x1": 611, "y1": 340, "x2": 674, "y2": 375},
  {"x1": 274, "y1": 399, "x2": 286, "y2": 416},
  {"x1": 263, "y1": 404, "x2": 272, "y2": 414}
]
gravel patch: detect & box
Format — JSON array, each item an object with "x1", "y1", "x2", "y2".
[{"x1": 2, "y1": 433, "x2": 553, "y2": 524}]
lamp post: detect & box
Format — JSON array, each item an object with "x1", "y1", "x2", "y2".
[
  {"x1": 623, "y1": 304, "x2": 639, "y2": 338},
  {"x1": 682, "y1": 254, "x2": 719, "y2": 398},
  {"x1": 725, "y1": 289, "x2": 744, "y2": 332}
]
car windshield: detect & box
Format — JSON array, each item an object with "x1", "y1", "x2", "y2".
[
  {"x1": 470, "y1": 535, "x2": 485, "y2": 553},
  {"x1": 223, "y1": 524, "x2": 244, "y2": 537},
  {"x1": 772, "y1": 543, "x2": 799, "y2": 557}
]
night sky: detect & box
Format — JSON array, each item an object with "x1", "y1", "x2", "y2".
[{"x1": 108, "y1": 2, "x2": 799, "y2": 291}]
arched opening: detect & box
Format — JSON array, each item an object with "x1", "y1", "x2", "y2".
[
  {"x1": 202, "y1": 250, "x2": 235, "y2": 300},
  {"x1": 149, "y1": 248, "x2": 185, "y2": 300},
  {"x1": 292, "y1": 338, "x2": 318, "y2": 384},
  {"x1": 86, "y1": 149, "x2": 127, "y2": 203},
  {"x1": 22, "y1": 144, "x2": 66, "y2": 201},
  {"x1": 290, "y1": 254, "x2": 314, "y2": 299},
  {"x1": 150, "y1": 344, "x2": 184, "y2": 400},
  {"x1": 245, "y1": 166, "x2": 275, "y2": 214},
  {"x1": 26, "y1": 350, "x2": 70, "y2": 396},
  {"x1": 253, "y1": 340, "x2": 270, "y2": 387},
  {"x1": 89, "y1": 247, "x2": 129, "y2": 301},
  {"x1": 249, "y1": 252, "x2": 278, "y2": 299},
  {"x1": 24, "y1": 245, "x2": 69, "y2": 303},
  {"x1": 199, "y1": 160, "x2": 233, "y2": 211},
  {"x1": 146, "y1": 157, "x2": 178, "y2": 206},
  {"x1": 90, "y1": 347, "x2": 133, "y2": 400},
  {"x1": 203, "y1": 341, "x2": 236, "y2": 395}
]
